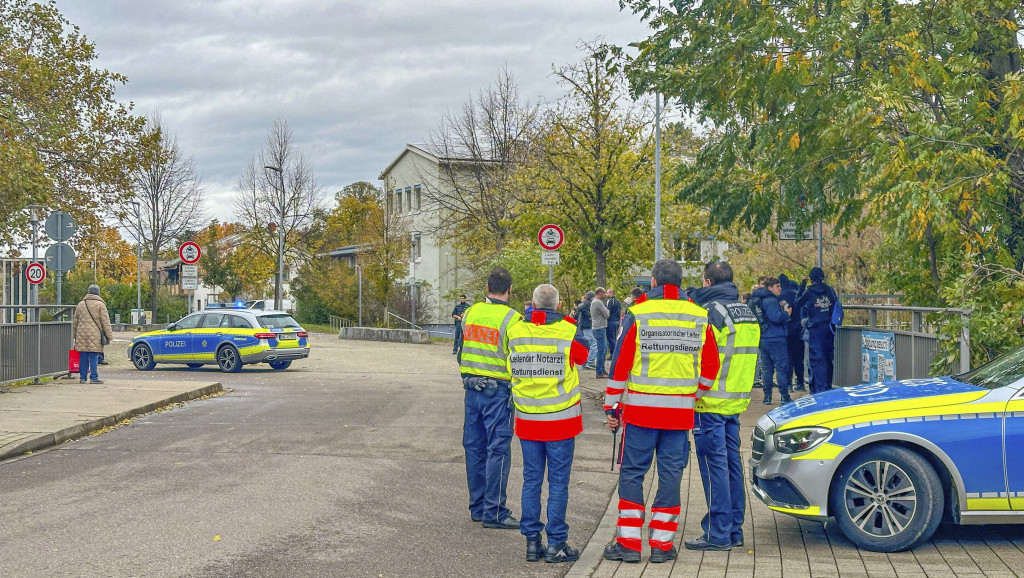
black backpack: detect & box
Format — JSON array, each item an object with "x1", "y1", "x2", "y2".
[{"x1": 746, "y1": 295, "x2": 766, "y2": 326}]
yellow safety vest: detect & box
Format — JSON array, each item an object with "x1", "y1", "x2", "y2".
[
  {"x1": 506, "y1": 319, "x2": 581, "y2": 419},
  {"x1": 626, "y1": 297, "x2": 712, "y2": 401},
  {"x1": 459, "y1": 301, "x2": 522, "y2": 380},
  {"x1": 696, "y1": 300, "x2": 761, "y2": 415}
]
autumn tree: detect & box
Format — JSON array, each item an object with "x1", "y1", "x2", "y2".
[
  {"x1": 618, "y1": 0, "x2": 1024, "y2": 364},
  {"x1": 124, "y1": 115, "x2": 207, "y2": 318},
  {"x1": 523, "y1": 47, "x2": 655, "y2": 287},
  {"x1": 420, "y1": 67, "x2": 539, "y2": 257},
  {"x1": 235, "y1": 118, "x2": 326, "y2": 308},
  {"x1": 0, "y1": 0, "x2": 146, "y2": 247}
]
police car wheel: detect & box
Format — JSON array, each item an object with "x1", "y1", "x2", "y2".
[
  {"x1": 831, "y1": 445, "x2": 943, "y2": 552},
  {"x1": 217, "y1": 345, "x2": 242, "y2": 373},
  {"x1": 186, "y1": 363, "x2": 203, "y2": 369},
  {"x1": 268, "y1": 360, "x2": 291, "y2": 370},
  {"x1": 132, "y1": 343, "x2": 156, "y2": 371}
]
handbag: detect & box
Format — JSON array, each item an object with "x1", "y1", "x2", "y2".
[
  {"x1": 84, "y1": 301, "x2": 111, "y2": 346},
  {"x1": 68, "y1": 349, "x2": 80, "y2": 373}
]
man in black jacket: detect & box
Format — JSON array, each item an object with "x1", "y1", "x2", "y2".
[
  {"x1": 778, "y1": 274, "x2": 805, "y2": 392},
  {"x1": 452, "y1": 295, "x2": 469, "y2": 355},
  {"x1": 797, "y1": 267, "x2": 840, "y2": 393}
]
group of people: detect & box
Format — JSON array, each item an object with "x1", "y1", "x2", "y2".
[
  {"x1": 455, "y1": 258, "x2": 770, "y2": 564},
  {"x1": 744, "y1": 268, "x2": 841, "y2": 404}
]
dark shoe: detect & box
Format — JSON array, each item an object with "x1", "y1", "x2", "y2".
[
  {"x1": 684, "y1": 537, "x2": 732, "y2": 551},
  {"x1": 603, "y1": 543, "x2": 640, "y2": 563},
  {"x1": 781, "y1": 396, "x2": 793, "y2": 404},
  {"x1": 90, "y1": 379, "x2": 104, "y2": 384},
  {"x1": 793, "y1": 385, "x2": 806, "y2": 392},
  {"x1": 763, "y1": 393, "x2": 772, "y2": 405},
  {"x1": 596, "y1": 373, "x2": 608, "y2": 379},
  {"x1": 98, "y1": 360, "x2": 109, "y2": 365},
  {"x1": 79, "y1": 379, "x2": 87, "y2": 384},
  {"x1": 471, "y1": 514, "x2": 482, "y2": 522},
  {"x1": 526, "y1": 537, "x2": 545, "y2": 562},
  {"x1": 482, "y1": 515, "x2": 519, "y2": 530},
  {"x1": 649, "y1": 545, "x2": 678, "y2": 563},
  {"x1": 545, "y1": 542, "x2": 579, "y2": 563},
  {"x1": 731, "y1": 537, "x2": 744, "y2": 548}
]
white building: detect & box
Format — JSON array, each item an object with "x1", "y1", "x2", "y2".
[{"x1": 379, "y1": 144, "x2": 472, "y2": 328}]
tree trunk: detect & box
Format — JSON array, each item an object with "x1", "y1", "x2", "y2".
[
  {"x1": 594, "y1": 240, "x2": 609, "y2": 287},
  {"x1": 150, "y1": 256, "x2": 159, "y2": 322}
]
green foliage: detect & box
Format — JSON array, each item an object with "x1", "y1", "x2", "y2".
[{"x1": 0, "y1": 0, "x2": 146, "y2": 245}]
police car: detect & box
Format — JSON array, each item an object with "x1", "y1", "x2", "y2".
[
  {"x1": 128, "y1": 307, "x2": 310, "y2": 372},
  {"x1": 750, "y1": 347, "x2": 1024, "y2": 552}
]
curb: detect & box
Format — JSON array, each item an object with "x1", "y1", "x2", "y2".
[
  {"x1": 566, "y1": 484, "x2": 619, "y2": 577},
  {"x1": 0, "y1": 382, "x2": 223, "y2": 461}
]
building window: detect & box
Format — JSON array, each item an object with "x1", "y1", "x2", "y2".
[
  {"x1": 414, "y1": 185, "x2": 422, "y2": 210},
  {"x1": 404, "y1": 187, "x2": 412, "y2": 212},
  {"x1": 412, "y1": 232, "x2": 422, "y2": 262},
  {"x1": 394, "y1": 189, "x2": 402, "y2": 214}
]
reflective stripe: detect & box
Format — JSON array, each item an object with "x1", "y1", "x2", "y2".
[
  {"x1": 650, "y1": 511, "x2": 678, "y2": 523},
  {"x1": 508, "y1": 336, "x2": 567, "y2": 347},
  {"x1": 616, "y1": 526, "x2": 642, "y2": 539},
  {"x1": 629, "y1": 375, "x2": 699, "y2": 388},
  {"x1": 701, "y1": 390, "x2": 751, "y2": 400},
  {"x1": 633, "y1": 311, "x2": 706, "y2": 324},
  {"x1": 607, "y1": 379, "x2": 627, "y2": 389},
  {"x1": 732, "y1": 346, "x2": 760, "y2": 355},
  {"x1": 698, "y1": 376, "x2": 715, "y2": 388},
  {"x1": 497, "y1": 309, "x2": 517, "y2": 349},
  {"x1": 461, "y1": 360, "x2": 506, "y2": 372},
  {"x1": 619, "y1": 509, "x2": 644, "y2": 519},
  {"x1": 627, "y1": 392, "x2": 695, "y2": 409},
  {"x1": 650, "y1": 529, "x2": 676, "y2": 543},
  {"x1": 604, "y1": 392, "x2": 622, "y2": 407},
  {"x1": 461, "y1": 345, "x2": 505, "y2": 359},
  {"x1": 515, "y1": 404, "x2": 581, "y2": 421},
  {"x1": 514, "y1": 389, "x2": 578, "y2": 407}
]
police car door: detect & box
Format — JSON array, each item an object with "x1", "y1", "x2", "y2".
[
  {"x1": 1007, "y1": 384, "x2": 1024, "y2": 510},
  {"x1": 159, "y1": 313, "x2": 201, "y2": 361},
  {"x1": 192, "y1": 312, "x2": 226, "y2": 361}
]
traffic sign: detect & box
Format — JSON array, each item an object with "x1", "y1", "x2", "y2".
[
  {"x1": 181, "y1": 276, "x2": 199, "y2": 290},
  {"x1": 541, "y1": 251, "x2": 560, "y2": 266},
  {"x1": 779, "y1": 219, "x2": 815, "y2": 241},
  {"x1": 44, "y1": 243, "x2": 76, "y2": 272},
  {"x1": 44, "y1": 211, "x2": 76, "y2": 242},
  {"x1": 181, "y1": 263, "x2": 199, "y2": 290},
  {"x1": 181, "y1": 264, "x2": 198, "y2": 276},
  {"x1": 179, "y1": 241, "x2": 201, "y2": 264},
  {"x1": 538, "y1": 224, "x2": 564, "y2": 251},
  {"x1": 25, "y1": 262, "x2": 46, "y2": 284}
]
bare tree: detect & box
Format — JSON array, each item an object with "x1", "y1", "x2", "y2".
[
  {"x1": 235, "y1": 118, "x2": 326, "y2": 307},
  {"x1": 420, "y1": 67, "x2": 539, "y2": 256},
  {"x1": 125, "y1": 114, "x2": 207, "y2": 318}
]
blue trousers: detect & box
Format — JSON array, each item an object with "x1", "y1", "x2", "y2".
[
  {"x1": 453, "y1": 323, "x2": 463, "y2": 353},
  {"x1": 590, "y1": 329, "x2": 607, "y2": 375},
  {"x1": 463, "y1": 379, "x2": 514, "y2": 524},
  {"x1": 79, "y1": 351, "x2": 99, "y2": 381},
  {"x1": 786, "y1": 333, "x2": 805, "y2": 388},
  {"x1": 807, "y1": 325, "x2": 835, "y2": 393},
  {"x1": 693, "y1": 412, "x2": 745, "y2": 545},
  {"x1": 618, "y1": 424, "x2": 689, "y2": 508},
  {"x1": 521, "y1": 437, "x2": 575, "y2": 544},
  {"x1": 583, "y1": 330, "x2": 598, "y2": 367},
  {"x1": 759, "y1": 340, "x2": 790, "y2": 398},
  {"x1": 606, "y1": 322, "x2": 619, "y2": 354}
]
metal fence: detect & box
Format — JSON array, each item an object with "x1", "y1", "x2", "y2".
[
  {"x1": 328, "y1": 315, "x2": 355, "y2": 334},
  {"x1": 833, "y1": 304, "x2": 971, "y2": 387},
  {"x1": 1, "y1": 306, "x2": 74, "y2": 386}
]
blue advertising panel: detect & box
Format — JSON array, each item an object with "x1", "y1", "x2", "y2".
[{"x1": 861, "y1": 330, "x2": 896, "y2": 383}]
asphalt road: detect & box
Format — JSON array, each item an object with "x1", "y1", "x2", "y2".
[{"x1": 0, "y1": 334, "x2": 619, "y2": 578}]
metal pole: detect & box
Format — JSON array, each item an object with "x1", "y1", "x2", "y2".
[
  {"x1": 410, "y1": 236, "x2": 416, "y2": 329},
  {"x1": 29, "y1": 205, "x2": 40, "y2": 322},
  {"x1": 654, "y1": 92, "x2": 662, "y2": 262},
  {"x1": 277, "y1": 170, "x2": 285, "y2": 311},
  {"x1": 357, "y1": 264, "x2": 363, "y2": 326},
  {"x1": 132, "y1": 201, "x2": 142, "y2": 323},
  {"x1": 548, "y1": 265, "x2": 553, "y2": 285},
  {"x1": 817, "y1": 219, "x2": 824, "y2": 268}
]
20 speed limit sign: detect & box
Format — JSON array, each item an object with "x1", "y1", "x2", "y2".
[
  {"x1": 179, "y1": 241, "x2": 202, "y2": 264},
  {"x1": 25, "y1": 262, "x2": 46, "y2": 284}
]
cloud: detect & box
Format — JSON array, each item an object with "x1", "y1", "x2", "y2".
[{"x1": 54, "y1": 0, "x2": 652, "y2": 220}]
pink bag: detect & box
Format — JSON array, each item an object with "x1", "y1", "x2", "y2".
[{"x1": 69, "y1": 349, "x2": 80, "y2": 373}]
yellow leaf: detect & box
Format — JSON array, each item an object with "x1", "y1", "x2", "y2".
[
  {"x1": 214, "y1": 535, "x2": 221, "y2": 541},
  {"x1": 775, "y1": 53, "x2": 784, "y2": 73},
  {"x1": 788, "y1": 132, "x2": 801, "y2": 150}
]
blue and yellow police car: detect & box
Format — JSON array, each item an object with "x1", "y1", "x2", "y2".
[
  {"x1": 128, "y1": 307, "x2": 310, "y2": 373},
  {"x1": 750, "y1": 348, "x2": 1024, "y2": 551}
]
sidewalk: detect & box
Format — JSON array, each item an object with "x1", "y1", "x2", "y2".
[{"x1": 0, "y1": 375, "x2": 221, "y2": 462}]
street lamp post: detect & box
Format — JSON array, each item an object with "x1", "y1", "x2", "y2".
[
  {"x1": 264, "y1": 165, "x2": 286, "y2": 311},
  {"x1": 355, "y1": 263, "x2": 363, "y2": 327},
  {"x1": 130, "y1": 200, "x2": 142, "y2": 324},
  {"x1": 27, "y1": 204, "x2": 43, "y2": 321}
]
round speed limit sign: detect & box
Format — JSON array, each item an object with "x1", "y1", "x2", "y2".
[{"x1": 26, "y1": 262, "x2": 46, "y2": 285}]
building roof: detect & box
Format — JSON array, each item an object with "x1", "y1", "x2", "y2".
[{"x1": 378, "y1": 143, "x2": 498, "y2": 180}]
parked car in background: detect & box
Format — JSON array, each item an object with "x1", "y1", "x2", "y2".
[
  {"x1": 750, "y1": 347, "x2": 1024, "y2": 551},
  {"x1": 128, "y1": 307, "x2": 309, "y2": 373}
]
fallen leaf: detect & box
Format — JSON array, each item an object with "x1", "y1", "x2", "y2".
[{"x1": 214, "y1": 535, "x2": 221, "y2": 541}]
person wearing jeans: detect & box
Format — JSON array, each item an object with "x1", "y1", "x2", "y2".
[
  {"x1": 590, "y1": 287, "x2": 610, "y2": 377},
  {"x1": 507, "y1": 283, "x2": 589, "y2": 563},
  {"x1": 72, "y1": 284, "x2": 113, "y2": 384}
]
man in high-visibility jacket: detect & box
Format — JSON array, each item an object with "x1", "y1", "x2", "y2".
[
  {"x1": 507, "y1": 283, "x2": 590, "y2": 563},
  {"x1": 460, "y1": 267, "x2": 523, "y2": 530},
  {"x1": 686, "y1": 261, "x2": 760, "y2": 551},
  {"x1": 603, "y1": 259, "x2": 721, "y2": 564}
]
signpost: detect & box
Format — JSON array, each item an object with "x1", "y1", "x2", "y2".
[
  {"x1": 25, "y1": 262, "x2": 45, "y2": 285},
  {"x1": 43, "y1": 211, "x2": 77, "y2": 305},
  {"x1": 179, "y1": 242, "x2": 201, "y2": 312},
  {"x1": 779, "y1": 219, "x2": 814, "y2": 241},
  {"x1": 538, "y1": 224, "x2": 564, "y2": 285}
]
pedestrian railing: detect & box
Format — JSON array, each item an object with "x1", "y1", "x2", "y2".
[
  {"x1": 1, "y1": 305, "x2": 75, "y2": 387},
  {"x1": 833, "y1": 304, "x2": 971, "y2": 387},
  {"x1": 328, "y1": 315, "x2": 355, "y2": 334}
]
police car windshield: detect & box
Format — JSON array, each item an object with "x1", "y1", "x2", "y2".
[
  {"x1": 257, "y1": 314, "x2": 300, "y2": 329},
  {"x1": 955, "y1": 344, "x2": 1024, "y2": 390}
]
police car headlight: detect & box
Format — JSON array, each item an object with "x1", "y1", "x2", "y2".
[{"x1": 773, "y1": 427, "x2": 832, "y2": 454}]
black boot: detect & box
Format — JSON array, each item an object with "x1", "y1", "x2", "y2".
[
  {"x1": 525, "y1": 536, "x2": 545, "y2": 562},
  {"x1": 603, "y1": 542, "x2": 640, "y2": 563},
  {"x1": 544, "y1": 542, "x2": 579, "y2": 563},
  {"x1": 649, "y1": 545, "x2": 678, "y2": 563},
  {"x1": 763, "y1": 392, "x2": 772, "y2": 405}
]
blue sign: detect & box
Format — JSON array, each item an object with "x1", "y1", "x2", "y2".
[{"x1": 861, "y1": 330, "x2": 896, "y2": 383}]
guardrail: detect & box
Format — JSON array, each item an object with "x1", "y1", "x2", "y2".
[
  {"x1": 833, "y1": 304, "x2": 971, "y2": 387},
  {"x1": 1, "y1": 305, "x2": 75, "y2": 386}
]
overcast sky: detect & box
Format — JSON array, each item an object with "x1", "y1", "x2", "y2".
[{"x1": 53, "y1": 0, "x2": 653, "y2": 222}]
